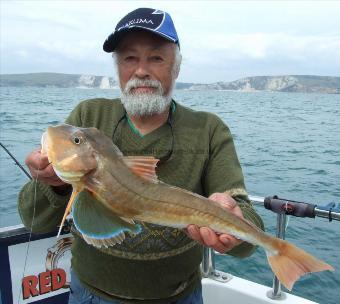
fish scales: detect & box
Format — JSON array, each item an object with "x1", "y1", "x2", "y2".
[
  {"x1": 87, "y1": 156, "x2": 261, "y2": 244},
  {"x1": 42, "y1": 124, "x2": 334, "y2": 291}
]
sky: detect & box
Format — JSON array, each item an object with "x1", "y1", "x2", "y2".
[{"x1": 1, "y1": 0, "x2": 340, "y2": 83}]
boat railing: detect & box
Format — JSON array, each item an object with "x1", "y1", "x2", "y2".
[
  {"x1": 1, "y1": 195, "x2": 339, "y2": 302},
  {"x1": 201, "y1": 195, "x2": 340, "y2": 300}
]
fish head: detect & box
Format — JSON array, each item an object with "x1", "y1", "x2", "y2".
[{"x1": 41, "y1": 124, "x2": 98, "y2": 183}]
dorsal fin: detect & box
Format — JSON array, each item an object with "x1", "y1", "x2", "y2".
[{"x1": 122, "y1": 156, "x2": 159, "y2": 183}]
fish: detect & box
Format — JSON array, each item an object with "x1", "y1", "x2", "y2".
[{"x1": 41, "y1": 123, "x2": 334, "y2": 291}]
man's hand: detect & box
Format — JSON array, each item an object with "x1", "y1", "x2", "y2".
[
  {"x1": 25, "y1": 148, "x2": 65, "y2": 187},
  {"x1": 186, "y1": 192, "x2": 243, "y2": 254}
]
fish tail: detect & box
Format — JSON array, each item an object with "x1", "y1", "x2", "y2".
[{"x1": 266, "y1": 240, "x2": 334, "y2": 291}]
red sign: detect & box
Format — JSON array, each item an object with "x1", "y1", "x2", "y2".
[{"x1": 22, "y1": 268, "x2": 66, "y2": 299}]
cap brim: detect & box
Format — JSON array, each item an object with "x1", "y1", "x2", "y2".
[{"x1": 103, "y1": 26, "x2": 177, "y2": 53}]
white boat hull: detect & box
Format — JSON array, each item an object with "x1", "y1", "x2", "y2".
[{"x1": 0, "y1": 224, "x2": 317, "y2": 304}]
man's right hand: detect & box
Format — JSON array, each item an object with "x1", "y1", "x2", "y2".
[{"x1": 25, "y1": 148, "x2": 65, "y2": 187}]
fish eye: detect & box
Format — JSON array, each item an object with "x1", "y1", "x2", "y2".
[{"x1": 72, "y1": 136, "x2": 83, "y2": 145}]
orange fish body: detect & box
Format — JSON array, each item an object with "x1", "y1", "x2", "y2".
[{"x1": 41, "y1": 124, "x2": 334, "y2": 291}]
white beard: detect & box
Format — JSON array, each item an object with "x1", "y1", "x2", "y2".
[{"x1": 120, "y1": 78, "x2": 172, "y2": 116}]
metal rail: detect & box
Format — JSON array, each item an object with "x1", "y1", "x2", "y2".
[{"x1": 202, "y1": 195, "x2": 340, "y2": 300}]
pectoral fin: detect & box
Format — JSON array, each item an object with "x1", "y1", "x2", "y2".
[
  {"x1": 57, "y1": 188, "x2": 81, "y2": 237},
  {"x1": 72, "y1": 190, "x2": 141, "y2": 248}
]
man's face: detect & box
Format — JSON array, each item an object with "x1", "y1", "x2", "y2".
[{"x1": 116, "y1": 30, "x2": 178, "y2": 98}]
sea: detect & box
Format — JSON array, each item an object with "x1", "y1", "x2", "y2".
[{"x1": 0, "y1": 87, "x2": 339, "y2": 303}]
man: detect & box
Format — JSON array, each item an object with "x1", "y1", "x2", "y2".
[{"x1": 18, "y1": 8, "x2": 263, "y2": 304}]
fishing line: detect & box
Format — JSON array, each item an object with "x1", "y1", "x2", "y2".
[
  {"x1": 0, "y1": 142, "x2": 36, "y2": 302},
  {"x1": 284, "y1": 201, "x2": 290, "y2": 231},
  {"x1": 0, "y1": 142, "x2": 40, "y2": 304},
  {"x1": 17, "y1": 173, "x2": 38, "y2": 304},
  {"x1": 1, "y1": 143, "x2": 66, "y2": 302}
]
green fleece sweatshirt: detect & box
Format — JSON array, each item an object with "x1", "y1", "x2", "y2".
[{"x1": 18, "y1": 98, "x2": 264, "y2": 303}]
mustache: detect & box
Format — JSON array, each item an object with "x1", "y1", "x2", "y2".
[{"x1": 124, "y1": 79, "x2": 163, "y2": 94}]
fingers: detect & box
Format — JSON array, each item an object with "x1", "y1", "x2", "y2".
[
  {"x1": 186, "y1": 225, "x2": 241, "y2": 254},
  {"x1": 186, "y1": 225, "x2": 202, "y2": 242},
  {"x1": 185, "y1": 193, "x2": 246, "y2": 253},
  {"x1": 209, "y1": 192, "x2": 237, "y2": 209},
  {"x1": 209, "y1": 192, "x2": 244, "y2": 219},
  {"x1": 25, "y1": 148, "x2": 49, "y2": 171},
  {"x1": 200, "y1": 227, "x2": 227, "y2": 253},
  {"x1": 219, "y1": 234, "x2": 242, "y2": 250},
  {"x1": 38, "y1": 168, "x2": 66, "y2": 186},
  {"x1": 31, "y1": 165, "x2": 65, "y2": 186},
  {"x1": 32, "y1": 164, "x2": 55, "y2": 179},
  {"x1": 25, "y1": 148, "x2": 65, "y2": 186}
]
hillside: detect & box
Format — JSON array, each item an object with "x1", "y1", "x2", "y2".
[
  {"x1": 189, "y1": 75, "x2": 340, "y2": 94},
  {"x1": 1, "y1": 73, "x2": 339, "y2": 93},
  {"x1": 0, "y1": 73, "x2": 118, "y2": 89}
]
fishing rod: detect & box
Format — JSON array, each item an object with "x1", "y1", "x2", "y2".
[
  {"x1": 0, "y1": 142, "x2": 32, "y2": 180},
  {"x1": 0, "y1": 141, "x2": 37, "y2": 304}
]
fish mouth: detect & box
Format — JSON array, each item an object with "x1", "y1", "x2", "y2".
[
  {"x1": 54, "y1": 167, "x2": 84, "y2": 183},
  {"x1": 41, "y1": 130, "x2": 84, "y2": 183},
  {"x1": 41, "y1": 132, "x2": 49, "y2": 159},
  {"x1": 40, "y1": 124, "x2": 98, "y2": 184}
]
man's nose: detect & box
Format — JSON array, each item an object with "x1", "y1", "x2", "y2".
[{"x1": 133, "y1": 60, "x2": 150, "y2": 79}]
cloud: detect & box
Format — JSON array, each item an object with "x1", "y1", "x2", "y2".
[
  {"x1": 1, "y1": 1, "x2": 340, "y2": 82},
  {"x1": 14, "y1": 50, "x2": 29, "y2": 59},
  {"x1": 178, "y1": 32, "x2": 340, "y2": 81},
  {"x1": 185, "y1": 32, "x2": 340, "y2": 60},
  {"x1": 37, "y1": 40, "x2": 100, "y2": 60}
]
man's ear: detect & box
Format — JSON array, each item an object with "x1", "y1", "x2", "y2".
[
  {"x1": 172, "y1": 47, "x2": 182, "y2": 79},
  {"x1": 174, "y1": 64, "x2": 180, "y2": 79}
]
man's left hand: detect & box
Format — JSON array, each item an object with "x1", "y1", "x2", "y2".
[{"x1": 186, "y1": 192, "x2": 243, "y2": 254}]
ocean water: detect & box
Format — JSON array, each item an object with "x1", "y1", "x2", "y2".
[{"x1": 0, "y1": 87, "x2": 339, "y2": 303}]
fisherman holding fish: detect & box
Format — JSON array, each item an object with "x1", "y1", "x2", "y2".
[{"x1": 19, "y1": 8, "x2": 270, "y2": 304}]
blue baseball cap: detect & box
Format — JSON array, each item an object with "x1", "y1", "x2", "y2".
[{"x1": 103, "y1": 8, "x2": 179, "y2": 53}]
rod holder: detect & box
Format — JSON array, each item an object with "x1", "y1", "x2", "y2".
[{"x1": 267, "y1": 212, "x2": 287, "y2": 300}]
